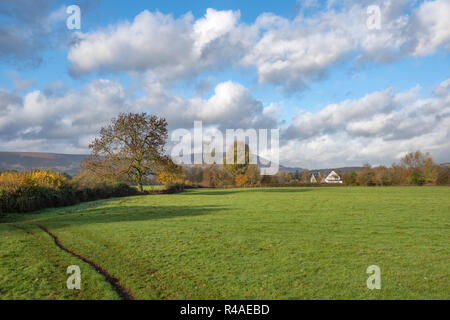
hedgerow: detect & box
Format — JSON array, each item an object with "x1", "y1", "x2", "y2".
[{"x1": 0, "y1": 170, "x2": 138, "y2": 214}]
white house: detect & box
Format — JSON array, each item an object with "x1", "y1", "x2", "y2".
[
  {"x1": 310, "y1": 174, "x2": 317, "y2": 183},
  {"x1": 324, "y1": 170, "x2": 343, "y2": 184}
]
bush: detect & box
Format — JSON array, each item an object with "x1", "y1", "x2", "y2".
[
  {"x1": 0, "y1": 170, "x2": 138, "y2": 214},
  {"x1": 410, "y1": 170, "x2": 425, "y2": 186},
  {"x1": 165, "y1": 183, "x2": 185, "y2": 193},
  {"x1": 235, "y1": 175, "x2": 249, "y2": 186}
]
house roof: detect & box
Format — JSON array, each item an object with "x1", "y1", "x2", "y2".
[{"x1": 326, "y1": 170, "x2": 341, "y2": 180}]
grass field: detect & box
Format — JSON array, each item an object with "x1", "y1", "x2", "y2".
[{"x1": 0, "y1": 187, "x2": 449, "y2": 300}]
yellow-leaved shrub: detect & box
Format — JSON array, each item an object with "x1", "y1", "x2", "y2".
[{"x1": 0, "y1": 170, "x2": 137, "y2": 214}]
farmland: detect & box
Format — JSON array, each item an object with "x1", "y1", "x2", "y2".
[{"x1": 0, "y1": 187, "x2": 449, "y2": 300}]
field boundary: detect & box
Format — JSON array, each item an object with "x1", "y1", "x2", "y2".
[{"x1": 38, "y1": 225, "x2": 136, "y2": 300}]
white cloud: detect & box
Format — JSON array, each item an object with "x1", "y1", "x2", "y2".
[
  {"x1": 242, "y1": 0, "x2": 450, "y2": 90},
  {"x1": 68, "y1": 10, "x2": 195, "y2": 77},
  {"x1": 280, "y1": 79, "x2": 450, "y2": 167},
  {"x1": 67, "y1": 2, "x2": 450, "y2": 91},
  {"x1": 136, "y1": 80, "x2": 279, "y2": 130},
  {"x1": 0, "y1": 79, "x2": 279, "y2": 153},
  {"x1": 193, "y1": 8, "x2": 240, "y2": 52},
  {"x1": 68, "y1": 9, "x2": 250, "y2": 80},
  {"x1": 411, "y1": 0, "x2": 450, "y2": 56},
  {"x1": 285, "y1": 88, "x2": 396, "y2": 138},
  {"x1": 0, "y1": 79, "x2": 133, "y2": 152}
]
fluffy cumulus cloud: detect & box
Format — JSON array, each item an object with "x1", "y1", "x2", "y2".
[
  {"x1": 0, "y1": 79, "x2": 279, "y2": 153},
  {"x1": 285, "y1": 88, "x2": 397, "y2": 139},
  {"x1": 411, "y1": 0, "x2": 450, "y2": 56},
  {"x1": 243, "y1": 0, "x2": 450, "y2": 91},
  {"x1": 280, "y1": 79, "x2": 450, "y2": 168},
  {"x1": 0, "y1": 79, "x2": 133, "y2": 153},
  {"x1": 67, "y1": 0, "x2": 450, "y2": 91},
  {"x1": 68, "y1": 8, "x2": 254, "y2": 80},
  {"x1": 136, "y1": 81, "x2": 279, "y2": 130}
]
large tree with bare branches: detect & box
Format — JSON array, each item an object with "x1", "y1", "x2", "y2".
[{"x1": 87, "y1": 112, "x2": 169, "y2": 192}]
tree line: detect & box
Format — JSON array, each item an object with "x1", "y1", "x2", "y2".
[
  {"x1": 341, "y1": 151, "x2": 449, "y2": 186},
  {"x1": 78, "y1": 113, "x2": 449, "y2": 188},
  {"x1": 169, "y1": 151, "x2": 448, "y2": 188}
]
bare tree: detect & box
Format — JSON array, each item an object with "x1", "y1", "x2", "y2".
[
  {"x1": 400, "y1": 151, "x2": 429, "y2": 169},
  {"x1": 301, "y1": 169, "x2": 311, "y2": 183}
]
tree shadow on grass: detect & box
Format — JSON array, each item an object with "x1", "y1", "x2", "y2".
[
  {"x1": 180, "y1": 188, "x2": 316, "y2": 196},
  {"x1": 6, "y1": 204, "x2": 226, "y2": 230}
]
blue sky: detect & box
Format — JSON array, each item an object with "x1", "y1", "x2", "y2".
[{"x1": 0, "y1": 0, "x2": 449, "y2": 168}]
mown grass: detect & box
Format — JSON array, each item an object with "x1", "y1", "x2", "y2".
[{"x1": 0, "y1": 187, "x2": 449, "y2": 300}]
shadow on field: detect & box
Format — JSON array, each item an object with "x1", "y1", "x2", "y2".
[
  {"x1": 27, "y1": 204, "x2": 225, "y2": 229},
  {"x1": 180, "y1": 188, "x2": 315, "y2": 196}
]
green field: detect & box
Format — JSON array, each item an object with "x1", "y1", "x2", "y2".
[{"x1": 1, "y1": 187, "x2": 449, "y2": 300}]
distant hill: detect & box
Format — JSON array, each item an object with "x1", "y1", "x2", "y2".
[
  {"x1": 0, "y1": 151, "x2": 304, "y2": 175},
  {"x1": 0, "y1": 152, "x2": 89, "y2": 175},
  {"x1": 278, "y1": 166, "x2": 304, "y2": 174}
]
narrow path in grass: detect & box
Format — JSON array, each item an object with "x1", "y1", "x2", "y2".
[{"x1": 38, "y1": 225, "x2": 136, "y2": 300}]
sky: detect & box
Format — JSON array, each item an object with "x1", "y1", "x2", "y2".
[{"x1": 0, "y1": 0, "x2": 449, "y2": 169}]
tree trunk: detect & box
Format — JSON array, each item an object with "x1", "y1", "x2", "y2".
[{"x1": 136, "y1": 170, "x2": 143, "y2": 193}]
